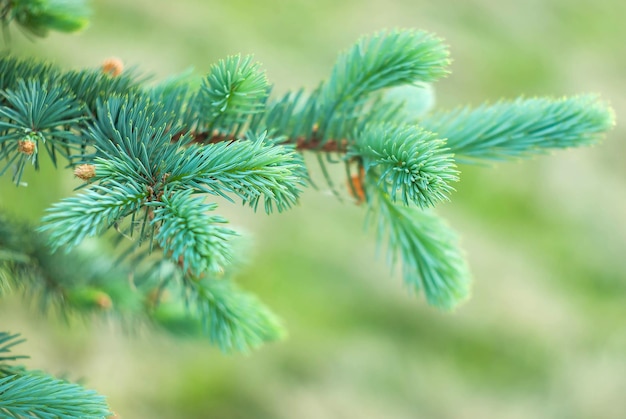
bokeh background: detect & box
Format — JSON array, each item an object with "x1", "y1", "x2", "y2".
[{"x1": 2, "y1": 0, "x2": 626, "y2": 418}]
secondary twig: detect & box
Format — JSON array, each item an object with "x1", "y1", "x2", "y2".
[{"x1": 173, "y1": 129, "x2": 350, "y2": 153}]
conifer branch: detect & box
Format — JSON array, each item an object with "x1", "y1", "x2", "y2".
[
  {"x1": 0, "y1": 79, "x2": 85, "y2": 183},
  {"x1": 181, "y1": 278, "x2": 285, "y2": 353},
  {"x1": 0, "y1": 213, "x2": 136, "y2": 313},
  {"x1": 0, "y1": 333, "x2": 27, "y2": 363},
  {"x1": 420, "y1": 95, "x2": 615, "y2": 162},
  {"x1": 0, "y1": 79, "x2": 83, "y2": 131},
  {"x1": 0, "y1": 21, "x2": 616, "y2": 365},
  {"x1": 0, "y1": 374, "x2": 111, "y2": 419},
  {"x1": 197, "y1": 54, "x2": 270, "y2": 134},
  {"x1": 0, "y1": 332, "x2": 111, "y2": 419},
  {"x1": 40, "y1": 181, "x2": 149, "y2": 252},
  {"x1": 152, "y1": 190, "x2": 237, "y2": 277},
  {"x1": 350, "y1": 123, "x2": 458, "y2": 208},
  {"x1": 369, "y1": 185, "x2": 471, "y2": 309},
  {"x1": 60, "y1": 67, "x2": 144, "y2": 112},
  {"x1": 0, "y1": 54, "x2": 60, "y2": 92},
  {"x1": 167, "y1": 132, "x2": 307, "y2": 213},
  {"x1": 317, "y1": 30, "x2": 450, "y2": 140}
]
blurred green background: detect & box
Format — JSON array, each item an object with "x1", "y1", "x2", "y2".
[{"x1": 2, "y1": 0, "x2": 626, "y2": 418}]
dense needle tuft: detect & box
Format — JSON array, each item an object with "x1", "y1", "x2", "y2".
[{"x1": 351, "y1": 123, "x2": 458, "y2": 208}]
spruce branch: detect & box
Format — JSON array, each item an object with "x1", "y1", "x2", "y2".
[
  {"x1": 88, "y1": 94, "x2": 176, "y2": 169},
  {"x1": 0, "y1": 333, "x2": 27, "y2": 363},
  {"x1": 144, "y1": 265, "x2": 287, "y2": 353},
  {"x1": 0, "y1": 79, "x2": 85, "y2": 183},
  {"x1": 369, "y1": 185, "x2": 470, "y2": 309},
  {"x1": 0, "y1": 374, "x2": 111, "y2": 419},
  {"x1": 0, "y1": 79, "x2": 83, "y2": 132},
  {"x1": 0, "y1": 210, "x2": 192, "y2": 322},
  {"x1": 317, "y1": 29, "x2": 450, "y2": 140},
  {"x1": 167, "y1": 132, "x2": 307, "y2": 213},
  {"x1": 36, "y1": 92, "x2": 307, "y2": 330},
  {"x1": 0, "y1": 23, "x2": 617, "y2": 362},
  {"x1": 0, "y1": 54, "x2": 60, "y2": 93},
  {"x1": 60, "y1": 67, "x2": 144, "y2": 112},
  {"x1": 151, "y1": 190, "x2": 238, "y2": 277},
  {"x1": 420, "y1": 95, "x2": 616, "y2": 162},
  {"x1": 180, "y1": 278, "x2": 286, "y2": 353},
  {"x1": 82, "y1": 94, "x2": 184, "y2": 202},
  {"x1": 197, "y1": 54, "x2": 269, "y2": 133},
  {"x1": 349, "y1": 123, "x2": 458, "y2": 208},
  {"x1": 150, "y1": 77, "x2": 197, "y2": 129},
  {"x1": 0, "y1": 332, "x2": 111, "y2": 419},
  {"x1": 253, "y1": 87, "x2": 319, "y2": 141},
  {"x1": 320, "y1": 29, "x2": 450, "y2": 113},
  {"x1": 0, "y1": 211, "x2": 148, "y2": 315},
  {"x1": 40, "y1": 181, "x2": 148, "y2": 252}
]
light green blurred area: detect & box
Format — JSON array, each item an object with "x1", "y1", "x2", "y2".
[{"x1": 2, "y1": 0, "x2": 626, "y2": 418}]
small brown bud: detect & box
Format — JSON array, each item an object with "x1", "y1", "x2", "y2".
[
  {"x1": 95, "y1": 292, "x2": 113, "y2": 310},
  {"x1": 347, "y1": 167, "x2": 366, "y2": 205},
  {"x1": 102, "y1": 57, "x2": 124, "y2": 77},
  {"x1": 74, "y1": 164, "x2": 96, "y2": 181},
  {"x1": 18, "y1": 140, "x2": 36, "y2": 155}
]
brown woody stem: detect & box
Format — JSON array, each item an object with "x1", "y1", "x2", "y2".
[{"x1": 173, "y1": 130, "x2": 350, "y2": 153}]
